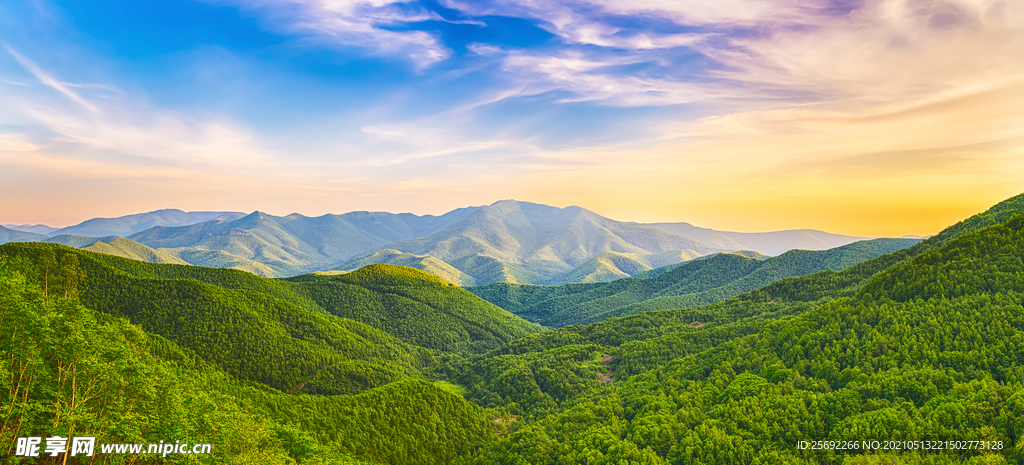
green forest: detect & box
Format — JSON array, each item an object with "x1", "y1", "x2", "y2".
[
  {"x1": 4, "y1": 193, "x2": 1024, "y2": 464},
  {"x1": 468, "y1": 237, "x2": 919, "y2": 327}
]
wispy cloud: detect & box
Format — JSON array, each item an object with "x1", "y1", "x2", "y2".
[
  {"x1": 442, "y1": 0, "x2": 1024, "y2": 114},
  {"x1": 3, "y1": 0, "x2": 1023, "y2": 234},
  {"x1": 212, "y1": 0, "x2": 450, "y2": 68},
  {"x1": 4, "y1": 44, "x2": 99, "y2": 112},
  {"x1": 1, "y1": 45, "x2": 284, "y2": 175},
  {"x1": 498, "y1": 51, "x2": 727, "y2": 106}
]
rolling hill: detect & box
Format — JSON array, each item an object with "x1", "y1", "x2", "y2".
[
  {"x1": 470, "y1": 237, "x2": 919, "y2": 327},
  {"x1": 646, "y1": 221, "x2": 868, "y2": 255},
  {"x1": 0, "y1": 247, "x2": 498, "y2": 464},
  {"x1": 459, "y1": 192, "x2": 1024, "y2": 465},
  {"x1": 0, "y1": 242, "x2": 541, "y2": 360},
  {"x1": 287, "y1": 264, "x2": 543, "y2": 353},
  {"x1": 336, "y1": 249, "x2": 477, "y2": 285},
  {"x1": 5, "y1": 192, "x2": 1024, "y2": 464},
  {"x1": 80, "y1": 237, "x2": 188, "y2": 264},
  {"x1": 0, "y1": 224, "x2": 46, "y2": 243},
  {"x1": 545, "y1": 249, "x2": 706, "y2": 285}
]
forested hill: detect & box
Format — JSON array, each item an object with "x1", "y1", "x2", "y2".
[
  {"x1": 285, "y1": 265, "x2": 544, "y2": 354},
  {"x1": 470, "y1": 237, "x2": 918, "y2": 327},
  {"x1": 451, "y1": 194, "x2": 1024, "y2": 464},
  {"x1": 0, "y1": 242, "x2": 542, "y2": 362},
  {"x1": 0, "y1": 252, "x2": 498, "y2": 464},
  {"x1": 6, "y1": 193, "x2": 1024, "y2": 464}
]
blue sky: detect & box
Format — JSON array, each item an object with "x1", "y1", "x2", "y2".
[{"x1": 2, "y1": 0, "x2": 1024, "y2": 235}]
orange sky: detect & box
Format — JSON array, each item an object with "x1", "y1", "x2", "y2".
[{"x1": 2, "y1": 0, "x2": 1023, "y2": 237}]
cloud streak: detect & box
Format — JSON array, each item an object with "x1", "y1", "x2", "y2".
[
  {"x1": 4, "y1": 44, "x2": 99, "y2": 113},
  {"x1": 214, "y1": 0, "x2": 451, "y2": 67},
  {"x1": 2, "y1": 0, "x2": 1023, "y2": 235}
]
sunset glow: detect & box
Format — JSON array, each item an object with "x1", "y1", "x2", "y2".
[{"x1": 2, "y1": 0, "x2": 1023, "y2": 235}]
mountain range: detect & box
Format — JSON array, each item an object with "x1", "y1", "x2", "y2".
[
  {"x1": 470, "y1": 237, "x2": 919, "y2": 327},
  {"x1": 644, "y1": 222, "x2": 868, "y2": 255},
  {"x1": 2, "y1": 200, "x2": 895, "y2": 285},
  {"x1": 4, "y1": 192, "x2": 1023, "y2": 464},
  {"x1": 5, "y1": 209, "x2": 245, "y2": 237}
]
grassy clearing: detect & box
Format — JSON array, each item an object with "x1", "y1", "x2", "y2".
[{"x1": 433, "y1": 379, "x2": 467, "y2": 397}]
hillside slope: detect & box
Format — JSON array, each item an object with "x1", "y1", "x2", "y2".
[
  {"x1": 0, "y1": 256, "x2": 497, "y2": 465},
  {"x1": 336, "y1": 249, "x2": 477, "y2": 286},
  {"x1": 53, "y1": 209, "x2": 245, "y2": 237},
  {"x1": 465, "y1": 204, "x2": 1024, "y2": 465},
  {"x1": 128, "y1": 208, "x2": 479, "y2": 276},
  {"x1": 472, "y1": 238, "x2": 918, "y2": 327},
  {"x1": 81, "y1": 237, "x2": 189, "y2": 264},
  {"x1": 287, "y1": 264, "x2": 543, "y2": 353},
  {"x1": 0, "y1": 224, "x2": 46, "y2": 243},
  {"x1": 0, "y1": 243, "x2": 543, "y2": 390},
  {"x1": 647, "y1": 221, "x2": 868, "y2": 255},
  {"x1": 546, "y1": 249, "x2": 706, "y2": 285},
  {"x1": 372, "y1": 200, "x2": 724, "y2": 285}
]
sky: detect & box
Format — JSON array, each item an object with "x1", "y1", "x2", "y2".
[{"x1": 1, "y1": 0, "x2": 1023, "y2": 236}]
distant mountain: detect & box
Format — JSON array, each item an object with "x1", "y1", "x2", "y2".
[
  {"x1": 129, "y1": 208, "x2": 479, "y2": 276},
  {"x1": 127, "y1": 201, "x2": 723, "y2": 283},
  {"x1": 51, "y1": 209, "x2": 246, "y2": 237},
  {"x1": 42, "y1": 234, "x2": 122, "y2": 248},
  {"x1": 545, "y1": 249, "x2": 705, "y2": 285},
  {"x1": 159, "y1": 248, "x2": 277, "y2": 277},
  {"x1": 646, "y1": 222, "x2": 869, "y2": 256},
  {"x1": 336, "y1": 249, "x2": 476, "y2": 286},
  {"x1": 2, "y1": 223, "x2": 57, "y2": 235},
  {"x1": 364, "y1": 200, "x2": 725, "y2": 285},
  {"x1": 81, "y1": 237, "x2": 188, "y2": 265},
  {"x1": 32, "y1": 235, "x2": 190, "y2": 266},
  {"x1": 10, "y1": 201, "x2": 884, "y2": 285},
  {"x1": 470, "y1": 237, "x2": 920, "y2": 327},
  {"x1": 0, "y1": 225, "x2": 46, "y2": 243},
  {"x1": 630, "y1": 250, "x2": 770, "y2": 279}
]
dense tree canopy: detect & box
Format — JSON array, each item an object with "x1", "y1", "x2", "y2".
[{"x1": 5, "y1": 193, "x2": 1024, "y2": 464}]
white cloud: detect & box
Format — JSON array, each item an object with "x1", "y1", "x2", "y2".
[
  {"x1": 4, "y1": 44, "x2": 98, "y2": 112},
  {"x1": 214, "y1": 0, "x2": 450, "y2": 68},
  {"x1": 439, "y1": 0, "x2": 1024, "y2": 120},
  {"x1": 2, "y1": 46, "x2": 286, "y2": 179}
]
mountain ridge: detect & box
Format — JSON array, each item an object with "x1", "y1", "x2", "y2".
[
  {"x1": 470, "y1": 237, "x2": 919, "y2": 327},
  {"x1": 3, "y1": 201, "x2": 916, "y2": 286},
  {"x1": 645, "y1": 221, "x2": 869, "y2": 255}
]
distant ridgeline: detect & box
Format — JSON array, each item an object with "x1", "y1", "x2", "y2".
[
  {"x1": 3, "y1": 193, "x2": 1024, "y2": 463},
  {"x1": 469, "y1": 238, "x2": 919, "y2": 327},
  {"x1": 1, "y1": 201, "x2": 874, "y2": 286}
]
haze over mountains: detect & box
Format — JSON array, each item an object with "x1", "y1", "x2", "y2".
[
  {"x1": 6, "y1": 193, "x2": 1024, "y2": 464},
  {"x1": 645, "y1": 222, "x2": 868, "y2": 256},
  {"x1": 6, "y1": 209, "x2": 245, "y2": 238},
  {"x1": 2, "y1": 200, "x2": 898, "y2": 285},
  {"x1": 0, "y1": 225, "x2": 46, "y2": 243},
  {"x1": 470, "y1": 237, "x2": 919, "y2": 327}
]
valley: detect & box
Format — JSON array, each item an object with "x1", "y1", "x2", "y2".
[{"x1": 2, "y1": 193, "x2": 1024, "y2": 463}]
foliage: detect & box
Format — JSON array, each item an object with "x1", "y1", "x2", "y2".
[
  {"x1": 454, "y1": 196, "x2": 1024, "y2": 464},
  {"x1": 470, "y1": 238, "x2": 917, "y2": 327},
  {"x1": 0, "y1": 252, "x2": 499, "y2": 464},
  {"x1": 7, "y1": 193, "x2": 1024, "y2": 464}
]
